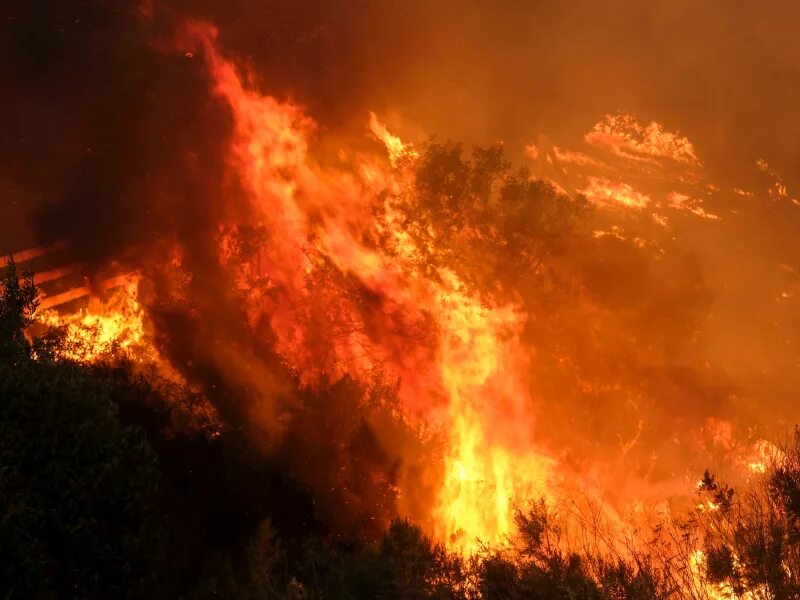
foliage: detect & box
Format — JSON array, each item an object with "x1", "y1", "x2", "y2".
[
  {"x1": 0, "y1": 259, "x2": 161, "y2": 598},
  {"x1": 474, "y1": 502, "x2": 670, "y2": 600},
  {"x1": 0, "y1": 257, "x2": 38, "y2": 359},
  {"x1": 384, "y1": 141, "x2": 592, "y2": 298},
  {"x1": 696, "y1": 433, "x2": 800, "y2": 598},
  {"x1": 6, "y1": 242, "x2": 800, "y2": 599}
]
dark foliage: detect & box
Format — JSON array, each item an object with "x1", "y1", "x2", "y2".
[
  {"x1": 0, "y1": 259, "x2": 160, "y2": 598},
  {"x1": 697, "y1": 437, "x2": 800, "y2": 598},
  {"x1": 383, "y1": 141, "x2": 592, "y2": 299},
  {"x1": 0, "y1": 256, "x2": 671, "y2": 599}
]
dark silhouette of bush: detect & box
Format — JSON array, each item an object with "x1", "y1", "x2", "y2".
[
  {"x1": 10, "y1": 244, "x2": 800, "y2": 599},
  {"x1": 0, "y1": 258, "x2": 161, "y2": 598},
  {"x1": 697, "y1": 436, "x2": 800, "y2": 598},
  {"x1": 475, "y1": 502, "x2": 670, "y2": 600}
]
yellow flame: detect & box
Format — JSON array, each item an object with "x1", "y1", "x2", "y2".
[
  {"x1": 433, "y1": 270, "x2": 552, "y2": 553},
  {"x1": 38, "y1": 278, "x2": 150, "y2": 363},
  {"x1": 586, "y1": 113, "x2": 700, "y2": 165},
  {"x1": 369, "y1": 112, "x2": 419, "y2": 166},
  {"x1": 580, "y1": 176, "x2": 651, "y2": 209}
]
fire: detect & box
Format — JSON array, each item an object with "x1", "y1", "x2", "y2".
[
  {"x1": 579, "y1": 176, "x2": 651, "y2": 209},
  {"x1": 18, "y1": 22, "x2": 780, "y2": 580},
  {"x1": 433, "y1": 270, "x2": 552, "y2": 552},
  {"x1": 369, "y1": 112, "x2": 419, "y2": 166},
  {"x1": 174, "y1": 21, "x2": 554, "y2": 553},
  {"x1": 10, "y1": 4, "x2": 800, "y2": 597},
  {"x1": 38, "y1": 277, "x2": 150, "y2": 363},
  {"x1": 586, "y1": 113, "x2": 700, "y2": 166},
  {"x1": 689, "y1": 549, "x2": 767, "y2": 600},
  {"x1": 667, "y1": 191, "x2": 720, "y2": 220}
]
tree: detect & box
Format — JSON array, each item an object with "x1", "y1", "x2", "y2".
[
  {"x1": 0, "y1": 257, "x2": 38, "y2": 359},
  {"x1": 697, "y1": 435, "x2": 800, "y2": 598},
  {"x1": 384, "y1": 141, "x2": 591, "y2": 299},
  {"x1": 0, "y1": 258, "x2": 161, "y2": 598}
]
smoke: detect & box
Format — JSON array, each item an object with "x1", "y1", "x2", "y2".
[
  {"x1": 0, "y1": 0, "x2": 438, "y2": 540},
  {"x1": 6, "y1": 0, "x2": 800, "y2": 246}
]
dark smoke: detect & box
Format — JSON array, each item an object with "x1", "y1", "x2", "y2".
[
  {"x1": 7, "y1": 0, "x2": 800, "y2": 252},
  {"x1": 0, "y1": 0, "x2": 418, "y2": 540}
]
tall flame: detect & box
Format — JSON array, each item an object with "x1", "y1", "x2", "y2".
[{"x1": 176, "y1": 21, "x2": 554, "y2": 552}]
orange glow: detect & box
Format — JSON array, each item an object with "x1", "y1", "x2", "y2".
[
  {"x1": 38, "y1": 277, "x2": 151, "y2": 363},
  {"x1": 586, "y1": 113, "x2": 700, "y2": 165},
  {"x1": 369, "y1": 112, "x2": 419, "y2": 166},
  {"x1": 579, "y1": 176, "x2": 651, "y2": 209},
  {"x1": 34, "y1": 263, "x2": 84, "y2": 285},
  {"x1": 174, "y1": 22, "x2": 556, "y2": 553},
  {"x1": 667, "y1": 191, "x2": 720, "y2": 220},
  {"x1": 11, "y1": 241, "x2": 69, "y2": 264}
]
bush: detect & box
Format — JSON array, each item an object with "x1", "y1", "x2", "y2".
[{"x1": 0, "y1": 259, "x2": 161, "y2": 598}]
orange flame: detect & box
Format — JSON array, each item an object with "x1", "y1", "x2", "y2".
[
  {"x1": 180, "y1": 21, "x2": 554, "y2": 552},
  {"x1": 369, "y1": 112, "x2": 419, "y2": 166},
  {"x1": 579, "y1": 176, "x2": 651, "y2": 209},
  {"x1": 39, "y1": 277, "x2": 149, "y2": 363},
  {"x1": 586, "y1": 113, "x2": 700, "y2": 166}
]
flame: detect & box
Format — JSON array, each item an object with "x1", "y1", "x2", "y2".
[
  {"x1": 38, "y1": 277, "x2": 150, "y2": 363},
  {"x1": 667, "y1": 191, "x2": 720, "y2": 220},
  {"x1": 432, "y1": 270, "x2": 553, "y2": 552},
  {"x1": 586, "y1": 113, "x2": 700, "y2": 166},
  {"x1": 690, "y1": 549, "x2": 767, "y2": 600},
  {"x1": 757, "y1": 158, "x2": 800, "y2": 205},
  {"x1": 579, "y1": 176, "x2": 651, "y2": 209},
  {"x1": 174, "y1": 22, "x2": 555, "y2": 553},
  {"x1": 369, "y1": 112, "x2": 419, "y2": 166}
]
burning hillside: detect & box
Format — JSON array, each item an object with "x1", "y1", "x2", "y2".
[{"x1": 4, "y1": 1, "x2": 800, "y2": 597}]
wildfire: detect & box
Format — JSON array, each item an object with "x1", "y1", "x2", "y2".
[
  {"x1": 579, "y1": 176, "x2": 651, "y2": 209},
  {"x1": 39, "y1": 278, "x2": 148, "y2": 363},
  {"x1": 586, "y1": 113, "x2": 700, "y2": 166},
  {"x1": 9, "y1": 4, "x2": 800, "y2": 597},
  {"x1": 13, "y1": 16, "x2": 790, "y2": 592},
  {"x1": 38, "y1": 277, "x2": 150, "y2": 363},
  {"x1": 172, "y1": 21, "x2": 557, "y2": 553}
]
